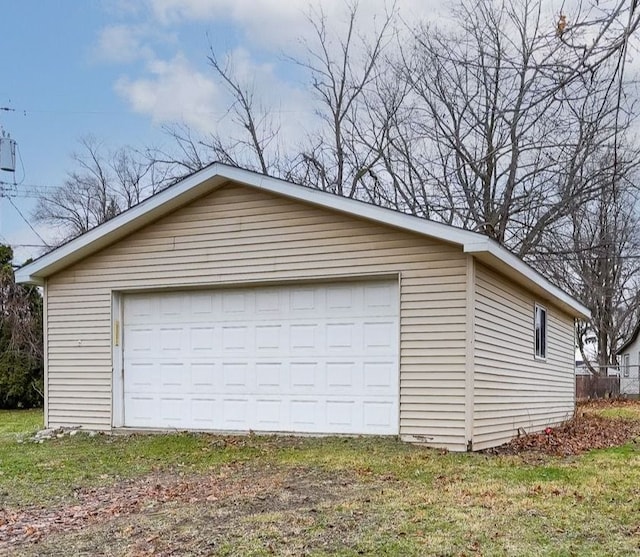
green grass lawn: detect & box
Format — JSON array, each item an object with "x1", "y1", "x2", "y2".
[
  {"x1": 2, "y1": 407, "x2": 640, "y2": 556},
  {"x1": 0, "y1": 408, "x2": 42, "y2": 436}
]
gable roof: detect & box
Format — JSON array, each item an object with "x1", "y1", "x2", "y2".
[
  {"x1": 617, "y1": 321, "x2": 640, "y2": 354},
  {"x1": 16, "y1": 163, "x2": 590, "y2": 319}
]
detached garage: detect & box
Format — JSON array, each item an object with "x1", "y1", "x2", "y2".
[{"x1": 17, "y1": 164, "x2": 589, "y2": 451}]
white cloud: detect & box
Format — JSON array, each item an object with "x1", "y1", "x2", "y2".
[
  {"x1": 94, "y1": 25, "x2": 152, "y2": 64},
  {"x1": 145, "y1": 0, "x2": 442, "y2": 49},
  {"x1": 102, "y1": 0, "x2": 445, "y2": 147},
  {"x1": 148, "y1": 0, "x2": 302, "y2": 29},
  {"x1": 114, "y1": 54, "x2": 220, "y2": 133}
]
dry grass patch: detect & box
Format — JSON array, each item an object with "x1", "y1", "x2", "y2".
[{"x1": 2, "y1": 405, "x2": 640, "y2": 556}]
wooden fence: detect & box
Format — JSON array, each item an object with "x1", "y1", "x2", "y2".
[{"x1": 576, "y1": 375, "x2": 620, "y2": 400}]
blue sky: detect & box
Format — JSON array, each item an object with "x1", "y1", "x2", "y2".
[{"x1": 0, "y1": 0, "x2": 439, "y2": 263}]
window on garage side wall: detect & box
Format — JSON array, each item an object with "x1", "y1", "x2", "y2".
[{"x1": 534, "y1": 304, "x2": 547, "y2": 359}]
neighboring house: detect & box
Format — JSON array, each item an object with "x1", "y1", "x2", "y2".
[
  {"x1": 574, "y1": 332, "x2": 618, "y2": 377},
  {"x1": 617, "y1": 322, "x2": 640, "y2": 396},
  {"x1": 16, "y1": 164, "x2": 590, "y2": 451},
  {"x1": 575, "y1": 332, "x2": 598, "y2": 375}
]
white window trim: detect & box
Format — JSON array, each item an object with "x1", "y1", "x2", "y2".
[{"x1": 534, "y1": 303, "x2": 547, "y2": 360}]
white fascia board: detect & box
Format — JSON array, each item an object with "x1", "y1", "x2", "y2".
[{"x1": 464, "y1": 240, "x2": 591, "y2": 319}]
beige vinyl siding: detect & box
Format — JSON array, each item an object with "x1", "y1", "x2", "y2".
[
  {"x1": 473, "y1": 263, "x2": 575, "y2": 450},
  {"x1": 46, "y1": 183, "x2": 469, "y2": 448}
]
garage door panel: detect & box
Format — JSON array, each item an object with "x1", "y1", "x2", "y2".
[
  {"x1": 159, "y1": 327, "x2": 184, "y2": 352},
  {"x1": 364, "y1": 401, "x2": 395, "y2": 428},
  {"x1": 290, "y1": 362, "x2": 318, "y2": 390},
  {"x1": 255, "y1": 324, "x2": 282, "y2": 352},
  {"x1": 222, "y1": 398, "x2": 250, "y2": 426},
  {"x1": 159, "y1": 397, "x2": 188, "y2": 423},
  {"x1": 256, "y1": 362, "x2": 284, "y2": 390},
  {"x1": 125, "y1": 363, "x2": 155, "y2": 392},
  {"x1": 364, "y1": 283, "x2": 394, "y2": 310},
  {"x1": 255, "y1": 290, "x2": 280, "y2": 313},
  {"x1": 290, "y1": 399, "x2": 319, "y2": 428},
  {"x1": 290, "y1": 288, "x2": 317, "y2": 312},
  {"x1": 222, "y1": 291, "x2": 248, "y2": 314},
  {"x1": 124, "y1": 394, "x2": 156, "y2": 425},
  {"x1": 190, "y1": 327, "x2": 217, "y2": 352},
  {"x1": 126, "y1": 297, "x2": 153, "y2": 323},
  {"x1": 326, "y1": 322, "x2": 357, "y2": 352},
  {"x1": 255, "y1": 398, "x2": 283, "y2": 427},
  {"x1": 326, "y1": 361, "x2": 357, "y2": 391},
  {"x1": 191, "y1": 292, "x2": 215, "y2": 315},
  {"x1": 190, "y1": 363, "x2": 217, "y2": 391},
  {"x1": 222, "y1": 362, "x2": 250, "y2": 389},
  {"x1": 327, "y1": 400, "x2": 355, "y2": 428},
  {"x1": 222, "y1": 326, "x2": 249, "y2": 351},
  {"x1": 127, "y1": 328, "x2": 154, "y2": 352},
  {"x1": 159, "y1": 294, "x2": 182, "y2": 317},
  {"x1": 364, "y1": 361, "x2": 395, "y2": 390},
  {"x1": 191, "y1": 397, "x2": 218, "y2": 426},
  {"x1": 159, "y1": 363, "x2": 186, "y2": 392},
  {"x1": 123, "y1": 280, "x2": 398, "y2": 434},
  {"x1": 289, "y1": 323, "x2": 318, "y2": 351},
  {"x1": 363, "y1": 322, "x2": 396, "y2": 351},
  {"x1": 326, "y1": 285, "x2": 356, "y2": 310}
]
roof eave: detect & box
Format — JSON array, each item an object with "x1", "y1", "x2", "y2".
[
  {"x1": 464, "y1": 241, "x2": 591, "y2": 319},
  {"x1": 15, "y1": 163, "x2": 589, "y2": 320},
  {"x1": 617, "y1": 322, "x2": 640, "y2": 355}
]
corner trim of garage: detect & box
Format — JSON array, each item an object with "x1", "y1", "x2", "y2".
[
  {"x1": 43, "y1": 280, "x2": 49, "y2": 428},
  {"x1": 112, "y1": 292, "x2": 124, "y2": 428},
  {"x1": 464, "y1": 255, "x2": 475, "y2": 451}
]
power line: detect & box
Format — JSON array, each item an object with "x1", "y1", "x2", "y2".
[
  {"x1": 6, "y1": 197, "x2": 48, "y2": 246},
  {"x1": 0, "y1": 181, "x2": 58, "y2": 198}
]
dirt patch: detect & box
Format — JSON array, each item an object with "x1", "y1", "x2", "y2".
[
  {"x1": 485, "y1": 401, "x2": 640, "y2": 457},
  {"x1": 0, "y1": 463, "x2": 360, "y2": 555}
]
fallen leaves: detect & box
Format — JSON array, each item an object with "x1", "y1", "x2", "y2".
[
  {"x1": 485, "y1": 404, "x2": 640, "y2": 457},
  {"x1": 0, "y1": 464, "x2": 250, "y2": 551},
  {"x1": 0, "y1": 463, "x2": 348, "y2": 553}
]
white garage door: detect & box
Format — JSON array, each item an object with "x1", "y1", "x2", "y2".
[{"x1": 122, "y1": 280, "x2": 399, "y2": 434}]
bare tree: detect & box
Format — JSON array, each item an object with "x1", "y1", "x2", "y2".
[
  {"x1": 369, "y1": 0, "x2": 640, "y2": 369},
  {"x1": 147, "y1": 45, "x2": 283, "y2": 179},
  {"x1": 543, "y1": 146, "x2": 640, "y2": 374},
  {"x1": 37, "y1": 0, "x2": 640, "y2": 369},
  {"x1": 146, "y1": 2, "x2": 397, "y2": 195},
  {"x1": 144, "y1": 123, "x2": 212, "y2": 178},
  {"x1": 554, "y1": 0, "x2": 640, "y2": 82},
  {"x1": 34, "y1": 137, "x2": 157, "y2": 242},
  {"x1": 381, "y1": 0, "x2": 631, "y2": 258},
  {"x1": 205, "y1": 47, "x2": 280, "y2": 174},
  {"x1": 287, "y1": 2, "x2": 396, "y2": 197}
]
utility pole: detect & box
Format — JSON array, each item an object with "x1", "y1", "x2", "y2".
[
  {"x1": 0, "y1": 107, "x2": 17, "y2": 176},
  {"x1": 0, "y1": 106, "x2": 18, "y2": 240}
]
